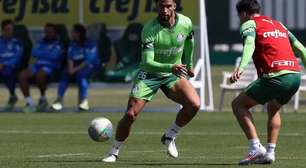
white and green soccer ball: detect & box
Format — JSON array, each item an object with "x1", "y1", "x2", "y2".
[{"x1": 88, "y1": 117, "x2": 113, "y2": 142}]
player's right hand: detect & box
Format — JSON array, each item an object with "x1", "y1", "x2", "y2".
[
  {"x1": 230, "y1": 70, "x2": 243, "y2": 83},
  {"x1": 172, "y1": 64, "x2": 188, "y2": 79}
]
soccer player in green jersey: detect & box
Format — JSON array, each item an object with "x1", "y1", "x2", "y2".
[{"x1": 102, "y1": 0, "x2": 200, "y2": 162}]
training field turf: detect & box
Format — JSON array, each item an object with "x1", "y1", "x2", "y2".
[{"x1": 0, "y1": 112, "x2": 305, "y2": 168}]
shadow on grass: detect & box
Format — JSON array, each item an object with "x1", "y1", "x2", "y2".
[{"x1": 26, "y1": 159, "x2": 237, "y2": 167}]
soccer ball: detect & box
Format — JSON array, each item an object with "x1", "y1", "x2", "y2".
[{"x1": 88, "y1": 117, "x2": 113, "y2": 142}]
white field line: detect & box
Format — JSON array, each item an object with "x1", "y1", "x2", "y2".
[
  {"x1": 181, "y1": 155, "x2": 306, "y2": 160},
  {"x1": 36, "y1": 153, "x2": 90, "y2": 158},
  {"x1": 0, "y1": 130, "x2": 304, "y2": 137}
]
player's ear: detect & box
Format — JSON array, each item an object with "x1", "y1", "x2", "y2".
[{"x1": 173, "y1": 3, "x2": 176, "y2": 10}]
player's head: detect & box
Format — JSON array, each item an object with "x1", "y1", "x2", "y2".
[
  {"x1": 1, "y1": 19, "x2": 14, "y2": 38},
  {"x1": 71, "y1": 24, "x2": 87, "y2": 43},
  {"x1": 236, "y1": 0, "x2": 261, "y2": 23},
  {"x1": 44, "y1": 23, "x2": 57, "y2": 41},
  {"x1": 155, "y1": 0, "x2": 176, "y2": 23}
]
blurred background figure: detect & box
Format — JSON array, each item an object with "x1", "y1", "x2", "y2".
[
  {"x1": 0, "y1": 19, "x2": 22, "y2": 111},
  {"x1": 51, "y1": 24, "x2": 100, "y2": 112},
  {"x1": 18, "y1": 23, "x2": 63, "y2": 113}
]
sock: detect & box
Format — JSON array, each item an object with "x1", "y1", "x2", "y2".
[
  {"x1": 25, "y1": 97, "x2": 33, "y2": 106},
  {"x1": 266, "y1": 143, "x2": 276, "y2": 153},
  {"x1": 108, "y1": 140, "x2": 123, "y2": 156},
  {"x1": 165, "y1": 122, "x2": 181, "y2": 139},
  {"x1": 249, "y1": 139, "x2": 261, "y2": 149}
]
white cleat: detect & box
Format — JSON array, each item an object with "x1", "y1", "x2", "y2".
[
  {"x1": 255, "y1": 152, "x2": 275, "y2": 164},
  {"x1": 161, "y1": 134, "x2": 178, "y2": 158},
  {"x1": 238, "y1": 144, "x2": 267, "y2": 165},
  {"x1": 51, "y1": 100, "x2": 63, "y2": 111},
  {"x1": 79, "y1": 99, "x2": 90, "y2": 111},
  {"x1": 102, "y1": 154, "x2": 117, "y2": 163}
]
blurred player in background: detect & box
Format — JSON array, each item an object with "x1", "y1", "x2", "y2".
[
  {"x1": 51, "y1": 24, "x2": 100, "y2": 111},
  {"x1": 103, "y1": 0, "x2": 199, "y2": 163},
  {"x1": 0, "y1": 19, "x2": 22, "y2": 111},
  {"x1": 231, "y1": 0, "x2": 306, "y2": 165},
  {"x1": 19, "y1": 23, "x2": 63, "y2": 113}
]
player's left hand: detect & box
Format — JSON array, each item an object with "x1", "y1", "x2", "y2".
[{"x1": 230, "y1": 70, "x2": 243, "y2": 83}]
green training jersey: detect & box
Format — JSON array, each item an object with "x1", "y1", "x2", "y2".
[{"x1": 140, "y1": 13, "x2": 194, "y2": 76}]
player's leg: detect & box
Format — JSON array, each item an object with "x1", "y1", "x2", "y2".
[
  {"x1": 232, "y1": 77, "x2": 274, "y2": 165},
  {"x1": 160, "y1": 77, "x2": 200, "y2": 158},
  {"x1": 259, "y1": 73, "x2": 301, "y2": 164},
  {"x1": 103, "y1": 71, "x2": 158, "y2": 162},
  {"x1": 76, "y1": 67, "x2": 93, "y2": 111},
  {"x1": 51, "y1": 70, "x2": 70, "y2": 111},
  {"x1": 1, "y1": 66, "x2": 18, "y2": 111},
  {"x1": 102, "y1": 98, "x2": 147, "y2": 162},
  {"x1": 19, "y1": 67, "x2": 36, "y2": 112},
  {"x1": 232, "y1": 93, "x2": 267, "y2": 165},
  {"x1": 35, "y1": 67, "x2": 52, "y2": 111}
]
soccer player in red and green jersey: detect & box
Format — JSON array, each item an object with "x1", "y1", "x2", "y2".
[
  {"x1": 102, "y1": 0, "x2": 200, "y2": 162},
  {"x1": 231, "y1": 0, "x2": 306, "y2": 165}
]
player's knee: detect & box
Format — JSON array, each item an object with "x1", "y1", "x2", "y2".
[
  {"x1": 19, "y1": 70, "x2": 29, "y2": 81},
  {"x1": 36, "y1": 72, "x2": 46, "y2": 82},
  {"x1": 125, "y1": 110, "x2": 138, "y2": 122},
  {"x1": 190, "y1": 100, "x2": 200, "y2": 112}
]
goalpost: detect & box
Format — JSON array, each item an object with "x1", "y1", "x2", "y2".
[{"x1": 190, "y1": 0, "x2": 214, "y2": 111}]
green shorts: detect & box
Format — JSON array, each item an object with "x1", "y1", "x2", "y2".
[
  {"x1": 245, "y1": 73, "x2": 301, "y2": 105},
  {"x1": 130, "y1": 70, "x2": 179, "y2": 101}
]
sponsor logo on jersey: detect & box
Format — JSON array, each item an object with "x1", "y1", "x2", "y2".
[
  {"x1": 262, "y1": 19, "x2": 274, "y2": 25},
  {"x1": 176, "y1": 33, "x2": 185, "y2": 42},
  {"x1": 271, "y1": 60, "x2": 295, "y2": 67},
  {"x1": 263, "y1": 29, "x2": 287, "y2": 39},
  {"x1": 155, "y1": 47, "x2": 184, "y2": 56}
]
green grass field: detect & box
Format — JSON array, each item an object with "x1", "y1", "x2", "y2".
[
  {"x1": 0, "y1": 112, "x2": 306, "y2": 168},
  {"x1": 1, "y1": 65, "x2": 306, "y2": 167}
]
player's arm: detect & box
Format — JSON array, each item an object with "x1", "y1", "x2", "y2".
[
  {"x1": 230, "y1": 20, "x2": 256, "y2": 83},
  {"x1": 141, "y1": 27, "x2": 173, "y2": 73},
  {"x1": 142, "y1": 44, "x2": 172, "y2": 73},
  {"x1": 288, "y1": 31, "x2": 306, "y2": 68},
  {"x1": 184, "y1": 29, "x2": 195, "y2": 77}
]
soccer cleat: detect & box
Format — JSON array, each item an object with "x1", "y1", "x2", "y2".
[
  {"x1": 36, "y1": 98, "x2": 49, "y2": 112},
  {"x1": 23, "y1": 103, "x2": 36, "y2": 113},
  {"x1": 79, "y1": 99, "x2": 89, "y2": 111},
  {"x1": 51, "y1": 99, "x2": 63, "y2": 111},
  {"x1": 238, "y1": 144, "x2": 267, "y2": 165},
  {"x1": 4, "y1": 95, "x2": 18, "y2": 111},
  {"x1": 161, "y1": 134, "x2": 178, "y2": 158},
  {"x1": 255, "y1": 152, "x2": 275, "y2": 164},
  {"x1": 102, "y1": 154, "x2": 118, "y2": 163}
]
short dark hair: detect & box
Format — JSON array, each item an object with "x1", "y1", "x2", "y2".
[
  {"x1": 1, "y1": 19, "x2": 14, "y2": 30},
  {"x1": 155, "y1": 0, "x2": 176, "y2": 4},
  {"x1": 73, "y1": 23, "x2": 87, "y2": 42},
  {"x1": 45, "y1": 23, "x2": 56, "y2": 30},
  {"x1": 236, "y1": 0, "x2": 261, "y2": 15}
]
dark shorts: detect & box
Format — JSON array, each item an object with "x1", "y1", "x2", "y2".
[{"x1": 245, "y1": 73, "x2": 301, "y2": 105}]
